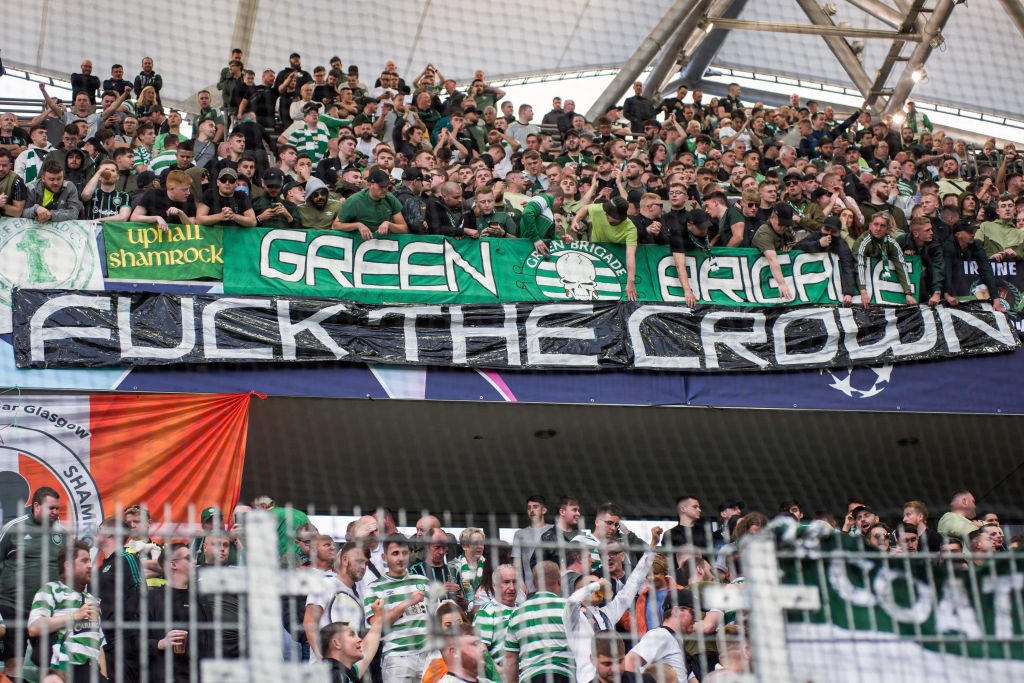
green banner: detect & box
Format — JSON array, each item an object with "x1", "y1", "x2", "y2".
[
  {"x1": 103, "y1": 222, "x2": 224, "y2": 280},
  {"x1": 222, "y1": 227, "x2": 920, "y2": 306},
  {"x1": 777, "y1": 524, "x2": 1024, "y2": 662}
]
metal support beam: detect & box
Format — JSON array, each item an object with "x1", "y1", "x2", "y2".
[
  {"x1": 642, "y1": 0, "x2": 714, "y2": 99},
  {"x1": 675, "y1": 0, "x2": 751, "y2": 89},
  {"x1": 707, "y1": 17, "x2": 921, "y2": 40},
  {"x1": 998, "y1": 0, "x2": 1024, "y2": 40},
  {"x1": 229, "y1": 0, "x2": 261, "y2": 60},
  {"x1": 584, "y1": 0, "x2": 704, "y2": 122},
  {"x1": 846, "y1": 0, "x2": 925, "y2": 31},
  {"x1": 864, "y1": 0, "x2": 928, "y2": 114},
  {"x1": 846, "y1": 0, "x2": 905, "y2": 27},
  {"x1": 794, "y1": 0, "x2": 877, "y2": 105},
  {"x1": 883, "y1": 0, "x2": 957, "y2": 117}
]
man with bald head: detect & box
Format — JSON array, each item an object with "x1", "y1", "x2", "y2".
[
  {"x1": 409, "y1": 515, "x2": 457, "y2": 565},
  {"x1": 410, "y1": 528, "x2": 465, "y2": 609},
  {"x1": 937, "y1": 490, "x2": 982, "y2": 542}
]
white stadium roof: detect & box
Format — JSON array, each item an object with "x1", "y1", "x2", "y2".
[{"x1": 1, "y1": 0, "x2": 1022, "y2": 121}]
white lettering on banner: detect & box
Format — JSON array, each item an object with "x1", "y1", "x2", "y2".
[
  {"x1": 701, "y1": 310, "x2": 770, "y2": 369},
  {"x1": 701, "y1": 256, "x2": 747, "y2": 303},
  {"x1": 934, "y1": 580, "x2": 983, "y2": 638},
  {"x1": 260, "y1": 229, "x2": 308, "y2": 282},
  {"x1": 838, "y1": 307, "x2": 901, "y2": 360},
  {"x1": 772, "y1": 308, "x2": 839, "y2": 366},
  {"x1": 22, "y1": 293, "x2": 1020, "y2": 369},
  {"x1": 872, "y1": 567, "x2": 933, "y2": 624},
  {"x1": 872, "y1": 260, "x2": 916, "y2": 300},
  {"x1": 525, "y1": 304, "x2": 598, "y2": 367},
  {"x1": 627, "y1": 305, "x2": 701, "y2": 369},
  {"x1": 791, "y1": 252, "x2": 837, "y2": 302},
  {"x1": 367, "y1": 306, "x2": 444, "y2": 362},
  {"x1": 30, "y1": 294, "x2": 112, "y2": 362},
  {"x1": 936, "y1": 304, "x2": 1017, "y2": 353},
  {"x1": 259, "y1": 229, "x2": 498, "y2": 294},
  {"x1": 980, "y1": 574, "x2": 1024, "y2": 639},
  {"x1": 449, "y1": 304, "x2": 521, "y2": 365},
  {"x1": 400, "y1": 240, "x2": 447, "y2": 291},
  {"x1": 118, "y1": 296, "x2": 197, "y2": 360},
  {"x1": 963, "y1": 260, "x2": 1018, "y2": 277},
  {"x1": 828, "y1": 558, "x2": 878, "y2": 608},
  {"x1": 750, "y1": 253, "x2": 795, "y2": 305},
  {"x1": 306, "y1": 234, "x2": 355, "y2": 287},
  {"x1": 445, "y1": 241, "x2": 497, "y2": 295},
  {"x1": 277, "y1": 300, "x2": 350, "y2": 361},
  {"x1": 354, "y1": 239, "x2": 399, "y2": 289},
  {"x1": 202, "y1": 298, "x2": 275, "y2": 360}
]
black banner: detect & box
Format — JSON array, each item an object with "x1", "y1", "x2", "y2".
[
  {"x1": 12, "y1": 289, "x2": 1019, "y2": 372},
  {"x1": 949, "y1": 259, "x2": 1024, "y2": 333}
]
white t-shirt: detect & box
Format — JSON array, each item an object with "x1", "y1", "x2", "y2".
[
  {"x1": 630, "y1": 627, "x2": 695, "y2": 682},
  {"x1": 307, "y1": 576, "x2": 365, "y2": 634}
]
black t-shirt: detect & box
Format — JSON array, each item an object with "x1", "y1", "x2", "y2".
[
  {"x1": 228, "y1": 78, "x2": 252, "y2": 111},
  {"x1": 98, "y1": 550, "x2": 141, "y2": 647},
  {"x1": 137, "y1": 188, "x2": 197, "y2": 221},
  {"x1": 634, "y1": 213, "x2": 669, "y2": 245},
  {"x1": 201, "y1": 187, "x2": 253, "y2": 225},
  {"x1": 327, "y1": 658, "x2": 359, "y2": 683}
]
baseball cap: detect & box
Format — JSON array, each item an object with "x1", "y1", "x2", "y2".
[
  {"x1": 282, "y1": 180, "x2": 303, "y2": 194},
  {"x1": 953, "y1": 219, "x2": 977, "y2": 234},
  {"x1": 850, "y1": 505, "x2": 875, "y2": 518},
  {"x1": 603, "y1": 196, "x2": 629, "y2": 222},
  {"x1": 136, "y1": 170, "x2": 156, "y2": 188},
  {"x1": 218, "y1": 167, "x2": 238, "y2": 181},
  {"x1": 262, "y1": 168, "x2": 285, "y2": 187},
  {"x1": 662, "y1": 588, "x2": 695, "y2": 616},
  {"x1": 201, "y1": 506, "x2": 222, "y2": 523},
  {"x1": 688, "y1": 208, "x2": 714, "y2": 231},
  {"x1": 823, "y1": 216, "x2": 842, "y2": 234},
  {"x1": 366, "y1": 169, "x2": 391, "y2": 186},
  {"x1": 302, "y1": 102, "x2": 320, "y2": 113},
  {"x1": 773, "y1": 203, "x2": 795, "y2": 226},
  {"x1": 402, "y1": 167, "x2": 425, "y2": 181},
  {"x1": 463, "y1": 106, "x2": 480, "y2": 115}
]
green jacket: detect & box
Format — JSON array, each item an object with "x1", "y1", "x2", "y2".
[{"x1": 519, "y1": 194, "x2": 556, "y2": 242}]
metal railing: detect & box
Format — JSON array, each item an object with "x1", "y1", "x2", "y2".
[{"x1": 0, "y1": 508, "x2": 1019, "y2": 683}]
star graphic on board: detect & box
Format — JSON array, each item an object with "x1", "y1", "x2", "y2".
[
  {"x1": 822, "y1": 364, "x2": 894, "y2": 399},
  {"x1": 827, "y1": 372, "x2": 856, "y2": 397},
  {"x1": 872, "y1": 364, "x2": 893, "y2": 383}
]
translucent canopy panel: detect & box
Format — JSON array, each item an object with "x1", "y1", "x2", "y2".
[{"x1": 1, "y1": 0, "x2": 1020, "y2": 119}]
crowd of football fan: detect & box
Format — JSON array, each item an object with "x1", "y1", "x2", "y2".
[
  {"x1": 2, "y1": 54, "x2": 1024, "y2": 304},
  {"x1": 1, "y1": 485, "x2": 1019, "y2": 683}
]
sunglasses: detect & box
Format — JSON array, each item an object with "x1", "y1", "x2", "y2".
[{"x1": 745, "y1": 202, "x2": 757, "y2": 208}]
